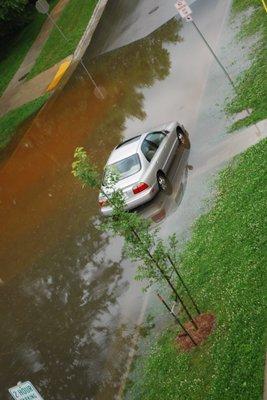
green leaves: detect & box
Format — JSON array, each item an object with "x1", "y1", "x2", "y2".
[
  {"x1": 72, "y1": 147, "x2": 100, "y2": 189},
  {"x1": 226, "y1": 2, "x2": 267, "y2": 131},
  {"x1": 102, "y1": 164, "x2": 120, "y2": 189}
]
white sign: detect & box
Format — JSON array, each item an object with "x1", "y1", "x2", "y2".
[
  {"x1": 175, "y1": 0, "x2": 188, "y2": 10},
  {"x1": 35, "y1": 0, "x2": 49, "y2": 14},
  {"x1": 175, "y1": 1, "x2": 192, "y2": 19},
  {"x1": 8, "y1": 381, "x2": 44, "y2": 400}
]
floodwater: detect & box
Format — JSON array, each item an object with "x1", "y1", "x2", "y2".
[{"x1": 0, "y1": 0, "x2": 261, "y2": 398}]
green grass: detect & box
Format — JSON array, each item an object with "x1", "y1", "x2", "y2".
[
  {"x1": 28, "y1": 0, "x2": 98, "y2": 79},
  {"x1": 0, "y1": 94, "x2": 49, "y2": 149},
  {"x1": 0, "y1": 0, "x2": 59, "y2": 97},
  {"x1": 225, "y1": 0, "x2": 267, "y2": 131},
  {"x1": 127, "y1": 138, "x2": 267, "y2": 400}
]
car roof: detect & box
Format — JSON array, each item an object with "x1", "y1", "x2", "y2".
[{"x1": 107, "y1": 121, "x2": 176, "y2": 165}]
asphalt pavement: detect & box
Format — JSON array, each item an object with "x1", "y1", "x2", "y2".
[{"x1": 87, "y1": 0, "x2": 196, "y2": 57}]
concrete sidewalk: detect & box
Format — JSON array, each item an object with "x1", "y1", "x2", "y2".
[
  {"x1": 0, "y1": 56, "x2": 72, "y2": 117},
  {"x1": 190, "y1": 119, "x2": 267, "y2": 179}
]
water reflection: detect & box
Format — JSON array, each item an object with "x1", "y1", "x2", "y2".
[
  {"x1": 0, "y1": 16, "x2": 183, "y2": 400},
  {"x1": 0, "y1": 232, "x2": 128, "y2": 399},
  {"x1": 89, "y1": 18, "x2": 183, "y2": 126},
  {"x1": 137, "y1": 147, "x2": 190, "y2": 225}
]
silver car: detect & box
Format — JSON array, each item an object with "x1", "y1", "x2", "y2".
[
  {"x1": 137, "y1": 147, "x2": 190, "y2": 224},
  {"x1": 99, "y1": 121, "x2": 190, "y2": 215}
]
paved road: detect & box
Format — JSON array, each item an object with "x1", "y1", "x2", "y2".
[
  {"x1": 0, "y1": 1, "x2": 263, "y2": 399},
  {"x1": 88, "y1": 0, "x2": 197, "y2": 57}
]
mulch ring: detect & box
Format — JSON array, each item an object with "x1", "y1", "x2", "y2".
[{"x1": 176, "y1": 313, "x2": 216, "y2": 352}]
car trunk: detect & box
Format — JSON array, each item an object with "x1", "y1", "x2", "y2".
[{"x1": 116, "y1": 170, "x2": 144, "y2": 200}]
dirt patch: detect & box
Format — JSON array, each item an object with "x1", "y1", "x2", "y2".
[{"x1": 176, "y1": 313, "x2": 216, "y2": 351}]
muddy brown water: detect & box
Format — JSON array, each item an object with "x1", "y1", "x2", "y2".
[{"x1": 0, "y1": 0, "x2": 247, "y2": 398}]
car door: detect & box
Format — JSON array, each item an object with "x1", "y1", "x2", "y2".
[
  {"x1": 142, "y1": 131, "x2": 167, "y2": 172},
  {"x1": 163, "y1": 127, "x2": 179, "y2": 171}
]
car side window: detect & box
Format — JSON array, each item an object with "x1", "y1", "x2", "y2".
[{"x1": 141, "y1": 132, "x2": 165, "y2": 162}]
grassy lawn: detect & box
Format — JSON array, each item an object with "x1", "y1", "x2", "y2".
[
  {"x1": 127, "y1": 138, "x2": 266, "y2": 400},
  {"x1": 0, "y1": 0, "x2": 59, "y2": 97},
  {"x1": 28, "y1": 0, "x2": 98, "y2": 79},
  {"x1": 0, "y1": 95, "x2": 49, "y2": 150},
  {"x1": 225, "y1": 0, "x2": 267, "y2": 131}
]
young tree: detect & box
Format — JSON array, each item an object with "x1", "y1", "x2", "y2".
[{"x1": 72, "y1": 147, "x2": 200, "y2": 329}]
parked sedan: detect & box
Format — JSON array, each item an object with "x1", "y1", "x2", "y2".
[
  {"x1": 137, "y1": 145, "x2": 190, "y2": 224},
  {"x1": 98, "y1": 121, "x2": 190, "y2": 216}
]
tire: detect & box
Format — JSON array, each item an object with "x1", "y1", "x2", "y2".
[
  {"x1": 157, "y1": 171, "x2": 172, "y2": 194},
  {"x1": 177, "y1": 129, "x2": 191, "y2": 149}
]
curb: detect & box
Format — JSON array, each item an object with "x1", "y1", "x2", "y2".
[
  {"x1": 73, "y1": 0, "x2": 109, "y2": 61},
  {"x1": 45, "y1": 0, "x2": 109, "y2": 91}
]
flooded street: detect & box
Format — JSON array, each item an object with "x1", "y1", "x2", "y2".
[{"x1": 0, "y1": 0, "x2": 261, "y2": 398}]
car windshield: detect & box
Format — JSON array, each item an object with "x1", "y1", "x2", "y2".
[{"x1": 108, "y1": 154, "x2": 141, "y2": 181}]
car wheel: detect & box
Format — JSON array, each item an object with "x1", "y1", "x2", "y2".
[
  {"x1": 157, "y1": 171, "x2": 172, "y2": 194},
  {"x1": 177, "y1": 129, "x2": 191, "y2": 149}
]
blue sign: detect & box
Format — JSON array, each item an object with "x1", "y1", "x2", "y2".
[{"x1": 8, "y1": 381, "x2": 44, "y2": 400}]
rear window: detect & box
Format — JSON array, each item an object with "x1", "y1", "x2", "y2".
[{"x1": 109, "y1": 154, "x2": 141, "y2": 181}]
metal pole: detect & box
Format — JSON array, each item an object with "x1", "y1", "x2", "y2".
[
  {"x1": 80, "y1": 59, "x2": 105, "y2": 99},
  {"x1": 157, "y1": 293, "x2": 197, "y2": 345},
  {"x1": 46, "y1": 12, "x2": 105, "y2": 100},
  {"x1": 46, "y1": 12, "x2": 68, "y2": 40},
  {"x1": 167, "y1": 255, "x2": 201, "y2": 315},
  {"x1": 191, "y1": 20, "x2": 261, "y2": 136},
  {"x1": 131, "y1": 229, "x2": 198, "y2": 330},
  {"x1": 192, "y1": 20, "x2": 235, "y2": 90}
]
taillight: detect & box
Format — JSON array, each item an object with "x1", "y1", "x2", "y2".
[
  {"x1": 98, "y1": 198, "x2": 108, "y2": 207},
  {"x1": 132, "y1": 182, "x2": 149, "y2": 195}
]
